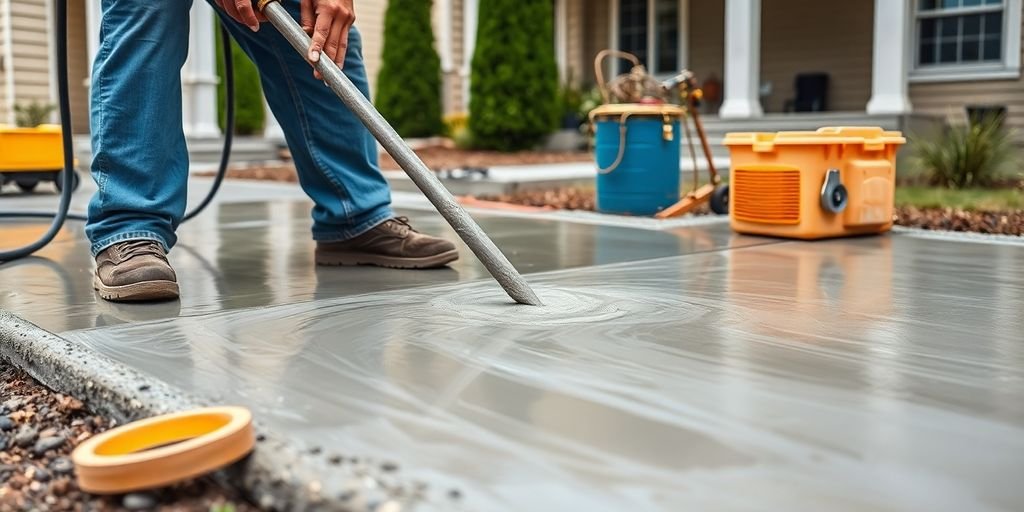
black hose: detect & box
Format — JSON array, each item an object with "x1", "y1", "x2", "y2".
[{"x1": 0, "y1": 3, "x2": 236, "y2": 263}]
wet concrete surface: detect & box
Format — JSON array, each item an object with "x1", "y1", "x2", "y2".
[
  {"x1": 1, "y1": 198, "x2": 767, "y2": 332},
  {"x1": 4, "y1": 184, "x2": 1024, "y2": 510}
]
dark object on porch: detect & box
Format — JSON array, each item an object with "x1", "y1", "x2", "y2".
[
  {"x1": 966, "y1": 105, "x2": 1006, "y2": 128},
  {"x1": 783, "y1": 73, "x2": 829, "y2": 113}
]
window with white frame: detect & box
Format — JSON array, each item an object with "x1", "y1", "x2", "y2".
[
  {"x1": 617, "y1": 0, "x2": 681, "y2": 76},
  {"x1": 913, "y1": 0, "x2": 1022, "y2": 79}
]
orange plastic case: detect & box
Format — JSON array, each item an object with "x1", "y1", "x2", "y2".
[
  {"x1": 0, "y1": 124, "x2": 68, "y2": 171},
  {"x1": 723, "y1": 126, "x2": 906, "y2": 240}
]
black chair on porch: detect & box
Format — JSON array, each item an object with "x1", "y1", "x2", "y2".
[{"x1": 783, "y1": 73, "x2": 830, "y2": 113}]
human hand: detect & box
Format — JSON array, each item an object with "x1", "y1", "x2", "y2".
[
  {"x1": 301, "y1": 0, "x2": 355, "y2": 79},
  {"x1": 213, "y1": 0, "x2": 266, "y2": 32}
]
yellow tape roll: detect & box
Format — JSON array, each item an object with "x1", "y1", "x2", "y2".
[{"x1": 72, "y1": 406, "x2": 255, "y2": 494}]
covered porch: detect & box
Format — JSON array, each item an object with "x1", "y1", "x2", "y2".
[{"x1": 555, "y1": 0, "x2": 914, "y2": 120}]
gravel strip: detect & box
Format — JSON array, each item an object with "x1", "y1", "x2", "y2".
[{"x1": 0, "y1": 362, "x2": 257, "y2": 512}]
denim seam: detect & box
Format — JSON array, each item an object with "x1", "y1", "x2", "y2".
[
  {"x1": 92, "y1": 10, "x2": 112, "y2": 211},
  {"x1": 311, "y1": 207, "x2": 393, "y2": 242},
  {"x1": 269, "y1": 42, "x2": 353, "y2": 221},
  {"x1": 90, "y1": 231, "x2": 169, "y2": 257}
]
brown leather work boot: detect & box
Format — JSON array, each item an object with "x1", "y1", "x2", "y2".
[
  {"x1": 93, "y1": 240, "x2": 179, "y2": 302},
  {"x1": 315, "y1": 217, "x2": 459, "y2": 269}
]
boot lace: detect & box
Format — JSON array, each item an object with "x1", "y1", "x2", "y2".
[
  {"x1": 383, "y1": 216, "x2": 416, "y2": 236},
  {"x1": 117, "y1": 240, "x2": 167, "y2": 262}
]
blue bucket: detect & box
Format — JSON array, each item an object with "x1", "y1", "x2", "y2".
[{"x1": 592, "y1": 105, "x2": 682, "y2": 216}]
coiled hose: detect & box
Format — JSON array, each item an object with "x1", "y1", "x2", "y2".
[{"x1": 0, "y1": 0, "x2": 235, "y2": 263}]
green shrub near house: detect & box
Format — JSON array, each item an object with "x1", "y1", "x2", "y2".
[
  {"x1": 376, "y1": 0, "x2": 444, "y2": 138},
  {"x1": 468, "y1": 0, "x2": 560, "y2": 151},
  {"x1": 216, "y1": 31, "x2": 265, "y2": 136},
  {"x1": 908, "y1": 113, "x2": 1020, "y2": 189}
]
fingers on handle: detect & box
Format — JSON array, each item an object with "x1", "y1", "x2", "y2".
[
  {"x1": 300, "y1": 0, "x2": 314, "y2": 34},
  {"x1": 234, "y1": 0, "x2": 260, "y2": 31}
]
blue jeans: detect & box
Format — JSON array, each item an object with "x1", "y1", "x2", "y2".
[{"x1": 86, "y1": 0, "x2": 394, "y2": 256}]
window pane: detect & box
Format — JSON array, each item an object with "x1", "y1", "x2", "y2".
[
  {"x1": 963, "y1": 14, "x2": 981, "y2": 36},
  {"x1": 983, "y1": 12, "x2": 1003, "y2": 36},
  {"x1": 920, "y1": 42, "x2": 937, "y2": 64},
  {"x1": 984, "y1": 0, "x2": 1002, "y2": 4},
  {"x1": 921, "y1": 0, "x2": 938, "y2": 10},
  {"x1": 654, "y1": 0, "x2": 678, "y2": 73},
  {"x1": 920, "y1": 18, "x2": 937, "y2": 38},
  {"x1": 940, "y1": 17, "x2": 958, "y2": 36},
  {"x1": 939, "y1": 41, "x2": 958, "y2": 62},
  {"x1": 983, "y1": 36, "x2": 1002, "y2": 60},
  {"x1": 963, "y1": 0, "x2": 981, "y2": 6},
  {"x1": 619, "y1": 0, "x2": 648, "y2": 72},
  {"x1": 961, "y1": 39, "x2": 981, "y2": 60},
  {"x1": 941, "y1": 0, "x2": 959, "y2": 7}
]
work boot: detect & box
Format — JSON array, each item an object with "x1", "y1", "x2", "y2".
[
  {"x1": 93, "y1": 240, "x2": 179, "y2": 302},
  {"x1": 315, "y1": 217, "x2": 459, "y2": 269}
]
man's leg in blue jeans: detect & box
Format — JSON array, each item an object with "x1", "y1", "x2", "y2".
[
  {"x1": 212, "y1": 1, "x2": 458, "y2": 268},
  {"x1": 86, "y1": 0, "x2": 191, "y2": 301}
]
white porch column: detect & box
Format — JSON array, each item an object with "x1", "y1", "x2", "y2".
[
  {"x1": 181, "y1": 2, "x2": 222, "y2": 138},
  {"x1": 85, "y1": 0, "x2": 101, "y2": 75},
  {"x1": 263, "y1": 96, "x2": 285, "y2": 142},
  {"x1": 719, "y1": 0, "x2": 762, "y2": 119},
  {"x1": 866, "y1": 0, "x2": 913, "y2": 114},
  {"x1": 462, "y1": 0, "x2": 478, "y2": 108}
]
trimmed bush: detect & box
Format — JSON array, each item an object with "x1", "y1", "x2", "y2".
[
  {"x1": 375, "y1": 0, "x2": 444, "y2": 138},
  {"x1": 216, "y1": 31, "x2": 265, "y2": 136},
  {"x1": 468, "y1": 0, "x2": 559, "y2": 151},
  {"x1": 909, "y1": 114, "x2": 1020, "y2": 188}
]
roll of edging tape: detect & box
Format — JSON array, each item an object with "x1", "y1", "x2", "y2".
[{"x1": 72, "y1": 406, "x2": 255, "y2": 494}]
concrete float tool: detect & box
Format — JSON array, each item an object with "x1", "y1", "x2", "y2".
[{"x1": 257, "y1": 0, "x2": 542, "y2": 306}]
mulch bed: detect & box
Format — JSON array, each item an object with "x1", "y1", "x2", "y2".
[
  {"x1": 479, "y1": 188, "x2": 1023, "y2": 236},
  {"x1": 202, "y1": 163, "x2": 1022, "y2": 236},
  {"x1": 375, "y1": 147, "x2": 592, "y2": 171},
  {"x1": 0, "y1": 362, "x2": 257, "y2": 511}
]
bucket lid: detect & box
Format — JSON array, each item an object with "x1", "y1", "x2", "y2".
[
  {"x1": 724, "y1": 126, "x2": 905, "y2": 151},
  {"x1": 589, "y1": 103, "x2": 686, "y2": 121}
]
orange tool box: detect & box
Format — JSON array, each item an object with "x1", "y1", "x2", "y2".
[{"x1": 723, "y1": 126, "x2": 906, "y2": 240}]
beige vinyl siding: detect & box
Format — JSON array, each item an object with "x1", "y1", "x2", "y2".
[
  {"x1": 564, "y1": 0, "x2": 584, "y2": 85},
  {"x1": 909, "y1": 5, "x2": 1024, "y2": 142},
  {"x1": 0, "y1": 3, "x2": 10, "y2": 123},
  {"x1": 356, "y1": 0, "x2": 387, "y2": 99},
  {"x1": 66, "y1": 0, "x2": 88, "y2": 133},
  {"x1": 760, "y1": 0, "x2": 873, "y2": 113},
  {"x1": 9, "y1": 0, "x2": 52, "y2": 117},
  {"x1": 688, "y1": 0, "x2": 725, "y2": 90},
  {"x1": 444, "y1": 0, "x2": 465, "y2": 114},
  {"x1": 581, "y1": 0, "x2": 610, "y2": 85}
]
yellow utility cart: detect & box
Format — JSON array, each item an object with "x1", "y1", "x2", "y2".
[{"x1": 0, "y1": 124, "x2": 79, "y2": 193}]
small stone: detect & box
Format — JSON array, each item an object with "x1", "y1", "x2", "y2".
[
  {"x1": 50, "y1": 457, "x2": 74, "y2": 474},
  {"x1": 327, "y1": 454, "x2": 343, "y2": 465},
  {"x1": 309, "y1": 446, "x2": 322, "y2": 455},
  {"x1": 50, "y1": 477, "x2": 70, "y2": 496},
  {"x1": 138, "y1": 384, "x2": 151, "y2": 391},
  {"x1": 122, "y1": 492, "x2": 157, "y2": 510},
  {"x1": 0, "y1": 416, "x2": 13, "y2": 431},
  {"x1": 33, "y1": 436, "x2": 65, "y2": 455},
  {"x1": 3, "y1": 399, "x2": 22, "y2": 412},
  {"x1": 0, "y1": 434, "x2": 7, "y2": 451},
  {"x1": 380, "y1": 461, "x2": 399, "y2": 472},
  {"x1": 29, "y1": 480, "x2": 42, "y2": 492},
  {"x1": 0, "y1": 464, "x2": 15, "y2": 476},
  {"x1": 39, "y1": 428, "x2": 57, "y2": 438},
  {"x1": 14, "y1": 426, "x2": 38, "y2": 447},
  {"x1": 448, "y1": 489, "x2": 462, "y2": 500},
  {"x1": 33, "y1": 467, "x2": 50, "y2": 482},
  {"x1": 256, "y1": 434, "x2": 266, "y2": 442}
]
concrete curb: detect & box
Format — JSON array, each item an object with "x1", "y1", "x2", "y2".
[{"x1": 0, "y1": 309, "x2": 419, "y2": 511}]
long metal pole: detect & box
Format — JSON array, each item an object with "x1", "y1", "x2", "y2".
[{"x1": 258, "y1": 0, "x2": 542, "y2": 306}]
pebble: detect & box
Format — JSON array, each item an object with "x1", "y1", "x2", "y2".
[
  {"x1": 327, "y1": 454, "x2": 343, "y2": 465},
  {"x1": 380, "y1": 461, "x2": 399, "y2": 472},
  {"x1": 3, "y1": 398, "x2": 22, "y2": 412},
  {"x1": 0, "y1": 464, "x2": 15, "y2": 476},
  {"x1": 33, "y1": 435, "x2": 65, "y2": 455},
  {"x1": 33, "y1": 467, "x2": 50, "y2": 482},
  {"x1": 0, "y1": 434, "x2": 7, "y2": 451},
  {"x1": 14, "y1": 426, "x2": 38, "y2": 447},
  {"x1": 51, "y1": 477, "x2": 70, "y2": 496},
  {"x1": 122, "y1": 492, "x2": 158, "y2": 510},
  {"x1": 0, "y1": 415, "x2": 13, "y2": 431},
  {"x1": 50, "y1": 457, "x2": 75, "y2": 474}
]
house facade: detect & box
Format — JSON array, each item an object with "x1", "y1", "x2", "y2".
[{"x1": 1, "y1": 0, "x2": 1022, "y2": 143}]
